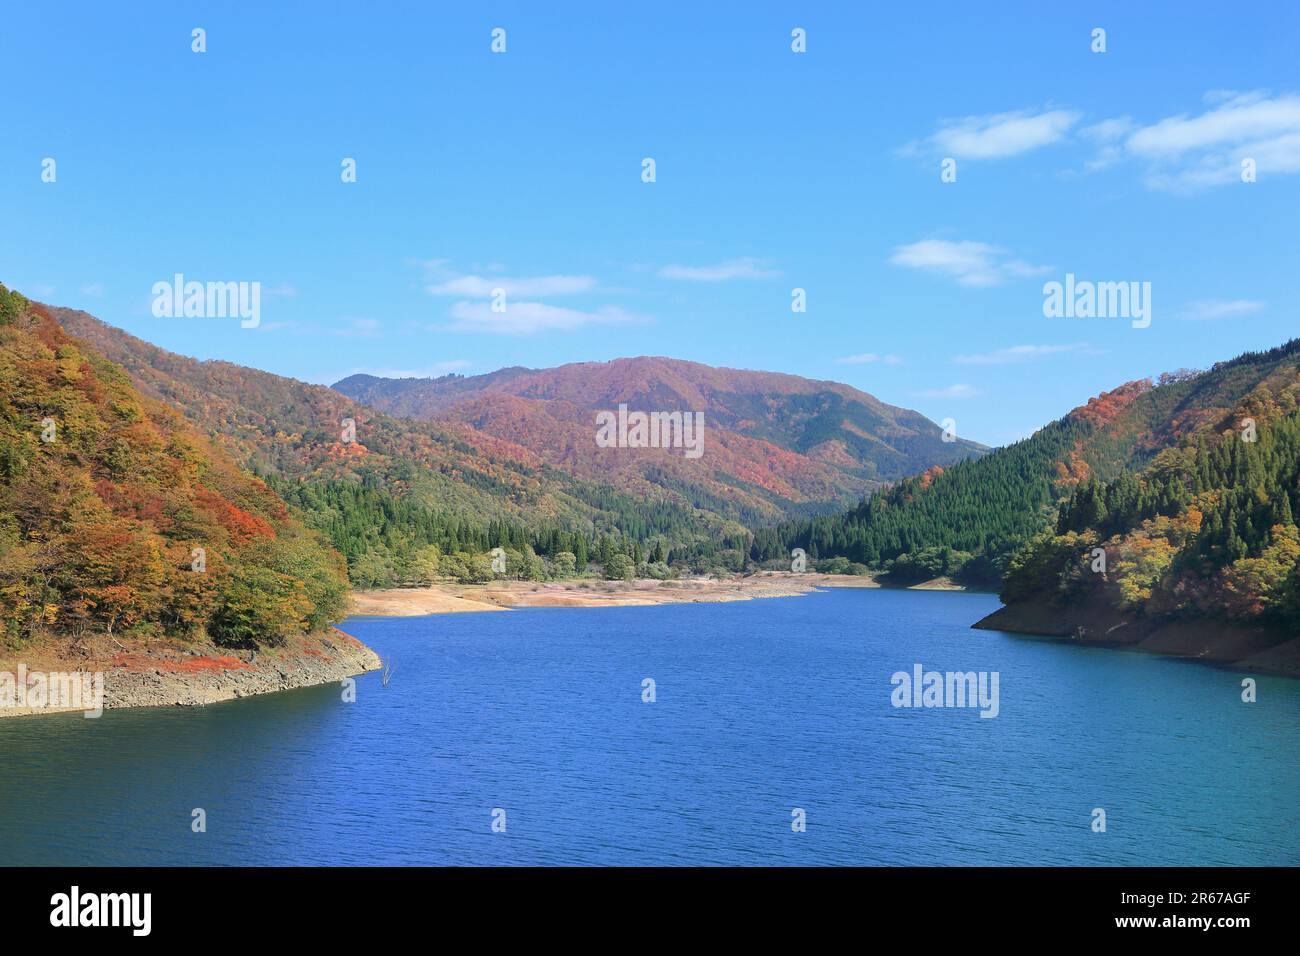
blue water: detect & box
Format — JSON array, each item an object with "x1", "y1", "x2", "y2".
[{"x1": 1, "y1": 588, "x2": 1296, "y2": 865}]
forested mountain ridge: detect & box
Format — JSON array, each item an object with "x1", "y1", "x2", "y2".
[
  {"x1": 51, "y1": 305, "x2": 761, "y2": 584},
  {"x1": 1002, "y1": 340, "x2": 1300, "y2": 632},
  {"x1": 52, "y1": 304, "x2": 984, "y2": 585},
  {"x1": 0, "y1": 284, "x2": 348, "y2": 648},
  {"x1": 334, "y1": 356, "x2": 989, "y2": 510},
  {"x1": 753, "y1": 340, "x2": 1300, "y2": 588}
]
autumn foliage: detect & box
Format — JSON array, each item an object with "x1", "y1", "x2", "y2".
[
  {"x1": 0, "y1": 285, "x2": 347, "y2": 648},
  {"x1": 1005, "y1": 363, "x2": 1300, "y2": 629}
]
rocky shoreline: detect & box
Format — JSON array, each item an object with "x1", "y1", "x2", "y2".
[
  {"x1": 0, "y1": 628, "x2": 381, "y2": 718},
  {"x1": 973, "y1": 594, "x2": 1300, "y2": 677}
]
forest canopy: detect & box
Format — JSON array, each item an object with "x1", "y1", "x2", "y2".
[{"x1": 0, "y1": 285, "x2": 348, "y2": 648}]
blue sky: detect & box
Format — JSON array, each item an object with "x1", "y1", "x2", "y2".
[{"x1": 3, "y1": 1, "x2": 1298, "y2": 446}]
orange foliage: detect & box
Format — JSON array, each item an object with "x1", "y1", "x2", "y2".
[
  {"x1": 194, "y1": 488, "x2": 275, "y2": 544},
  {"x1": 918, "y1": 465, "x2": 945, "y2": 489},
  {"x1": 1072, "y1": 380, "x2": 1151, "y2": 428}
]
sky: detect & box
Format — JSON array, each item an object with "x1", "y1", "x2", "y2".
[{"x1": 2, "y1": 1, "x2": 1298, "y2": 447}]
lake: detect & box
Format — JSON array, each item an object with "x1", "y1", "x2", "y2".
[{"x1": 1, "y1": 588, "x2": 1296, "y2": 865}]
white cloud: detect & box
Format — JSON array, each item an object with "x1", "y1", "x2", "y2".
[
  {"x1": 834, "y1": 353, "x2": 904, "y2": 365},
  {"x1": 1091, "y1": 92, "x2": 1300, "y2": 190},
  {"x1": 1177, "y1": 299, "x2": 1266, "y2": 321},
  {"x1": 953, "y1": 343, "x2": 1089, "y2": 365},
  {"x1": 658, "y1": 257, "x2": 780, "y2": 281},
  {"x1": 889, "y1": 239, "x2": 1050, "y2": 288},
  {"x1": 1082, "y1": 117, "x2": 1136, "y2": 143},
  {"x1": 1079, "y1": 118, "x2": 1136, "y2": 171},
  {"x1": 80, "y1": 283, "x2": 105, "y2": 297},
  {"x1": 1127, "y1": 91, "x2": 1299, "y2": 156},
  {"x1": 428, "y1": 274, "x2": 597, "y2": 297},
  {"x1": 906, "y1": 108, "x2": 1080, "y2": 159},
  {"x1": 444, "y1": 300, "x2": 646, "y2": 335},
  {"x1": 912, "y1": 384, "x2": 982, "y2": 399}
]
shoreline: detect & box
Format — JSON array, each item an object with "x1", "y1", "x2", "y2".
[
  {"x1": 9, "y1": 577, "x2": 1291, "y2": 717},
  {"x1": 346, "y1": 571, "x2": 967, "y2": 616},
  {"x1": 973, "y1": 597, "x2": 1300, "y2": 678},
  {"x1": 1, "y1": 573, "x2": 955, "y2": 718},
  {"x1": 0, "y1": 628, "x2": 381, "y2": 719}
]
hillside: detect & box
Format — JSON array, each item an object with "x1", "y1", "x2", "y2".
[
  {"x1": 53, "y1": 306, "x2": 983, "y2": 585},
  {"x1": 333, "y1": 356, "x2": 988, "y2": 512},
  {"x1": 987, "y1": 341, "x2": 1300, "y2": 662},
  {"x1": 0, "y1": 284, "x2": 349, "y2": 651},
  {"x1": 50, "y1": 307, "x2": 760, "y2": 582},
  {"x1": 756, "y1": 342, "x2": 1300, "y2": 588}
]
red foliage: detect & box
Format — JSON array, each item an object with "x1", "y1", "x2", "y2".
[
  {"x1": 94, "y1": 479, "x2": 167, "y2": 527},
  {"x1": 194, "y1": 488, "x2": 275, "y2": 544},
  {"x1": 108, "y1": 653, "x2": 253, "y2": 673}
]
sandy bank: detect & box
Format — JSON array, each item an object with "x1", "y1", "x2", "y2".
[
  {"x1": 349, "y1": 571, "x2": 903, "y2": 616},
  {"x1": 973, "y1": 595, "x2": 1300, "y2": 677},
  {"x1": 0, "y1": 628, "x2": 381, "y2": 718}
]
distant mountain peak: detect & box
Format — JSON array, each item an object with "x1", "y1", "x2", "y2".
[{"x1": 332, "y1": 355, "x2": 989, "y2": 515}]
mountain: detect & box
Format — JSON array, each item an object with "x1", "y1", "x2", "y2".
[
  {"x1": 49, "y1": 306, "x2": 758, "y2": 583},
  {"x1": 0, "y1": 284, "x2": 348, "y2": 649},
  {"x1": 51, "y1": 305, "x2": 985, "y2": 585},
  {"x1": 333, "y1": 356, "x2": 988, "y2": 516},
  {"x1": 756, "y1": 341, "x2": 1300, "y2": 589},
  {"x1": 991, "y1": 340, "x2": 1300, "y2": 653}
]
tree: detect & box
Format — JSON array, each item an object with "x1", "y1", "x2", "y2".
[
  {"x1": 211, "y1": 564, "x2": 312, "y2": 647},
  {"x1": 603, "y1": 553, "x2": 634, "y2": 581}
]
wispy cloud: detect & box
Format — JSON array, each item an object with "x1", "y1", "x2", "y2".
[
  {"x1": 1176, "y1": 299, "x2": 1266, "y2": 321},
  {"x1": 1092, "y1": 91, "x2": 1300, "y2": 190},
  {"x1": 428, "y1": 274, "x2": 597, "y2": 297},
  {"x1": 912, "y1": 383, "x2": 982, "y2": 399},
  {"x1": 904, "y1": 108, "x2": 1080, "y2": 159},
  {"x1": 889, "y1": 239, "x2": 1050, "y2": 288},
  {"x1": 444, "y1": 301, "x2": 646, "y2": 335},
  {"x1": 415, "y1": 258, "x2": 598, "y2": 298},
  {"x1": 953, "y1": 343, "x2": 1091, "y2": 365},
  {"x1": 834, "y1": 353, "x2": 904, "y2": 365},
  {"x1": 414, "y1": 259, "x2": 642, "y2": 334},
  {"x1": 80, "y1": 283, "x2": 105, "y2": 297},
  {"x1": 658, "y1": 257, "x2": 781, "y2": 281}
]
